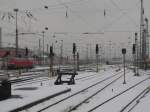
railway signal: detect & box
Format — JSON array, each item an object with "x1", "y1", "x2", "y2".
[
  {"x1": 132, "y1": 44, "x2": 136, "y2": 73},
  {"x1": 73, "y1": 43, "x2": 76, "y2": 54},
  {"x1": 122, "y1": 48, "x2": 126, "y2": 84},
  {"x1": 77, "y1": 52, "x2": 80, "y2": 71},
  {"x1": 25, "y1": 47, "x2": 28, "y2": 56},
  {"x1": 49, "y1": 46, "x2": 54, "y2": 77},
  {"x1": 96, "y1": 44, "x2": 99, "y2": 72},
  {"x1": 73, "y1": 43, "x2": 76, "y2": 73}
]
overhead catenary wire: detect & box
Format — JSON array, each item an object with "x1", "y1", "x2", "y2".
[
  {"x1": 56, "y1": 0, "x2": 103, "y2": 33},
  {"x1": 97, "y1": 0, "x2": 141, "y2": 33},
  {"x1": 107, "y1": 0, "x2": 140, "y2": 27}
]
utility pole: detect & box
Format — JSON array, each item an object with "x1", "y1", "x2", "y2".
[
  {"x1": 60, "y1": 40, "x2": 63, "y2": 66},
  {"x1": 39, "y1": 39, "x2": 41, "y2": 65},
  {"x1": 0, "y1": 27, "x2": 2, "y2": 48},
  {"x1": 14, "y1": 8, "x2": 19, "y2": 56},
  {"x1": 135, "y1": 33, "x2": 139, "y2": 76},
  {"x1": 90, "y1": 43, "x2": 92, "y2": 64},
  {"x1": 42, "y1": 31, "x2": 45, "y2": 65},
  {"x1": 99, "y1": 44, "x2": 103, "y2": 66},
  {"x1": 145, "y1": 18, "x2": 149, "y2": 69},
  {"x1": 86, "y1": 44, "x2": 89, "y2": 64},
  {"x1": 46, "y1": 44, "x2": 49, "y2": 65},
  {"x1": 77, "y1": 52, "x2": 80, "y2": 71},
  {"x1": 109, "y1": 41, "x2": 112, "y2": 62},
  {"x1": 47, "y1": 44, "x2": 49, "y2": 54},
  {"x1": 49, "y1": 46, "x2": 54, "y2": 77},
  {"x1": 96, "y1": 44, "x2": 99, "y2": 72},
  {"x1": 73, "y1": 43, "x2": 76, "y2": 73},
  {"x1": 122, "y1": 48, "x2": 126, "y2": 84},
  {"x1": 132, "y1": 43, "x2": 136, "y2": 73},
  {"x1": 140, "y1": 0, "x2": 144, "y2": 68}
]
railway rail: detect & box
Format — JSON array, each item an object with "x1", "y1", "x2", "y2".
[
  {"x1": 10, "y1": 72, "x2": 48, "y2": 84},
  {"x1": 87, "y1": 77, "x2": 150, "y2": 112},
  {"x1": 67, "y1": 74, "x2": 124, "y2": 112},
  {"x1": 7, "y1": 66, "x2": 123, "y2": 112},
  {"x1": 28, "y1": 70, "x2": 124, "y2": 112},
  {"x1": 120, "y1": 85, "x2": 150, "y2": 112}
]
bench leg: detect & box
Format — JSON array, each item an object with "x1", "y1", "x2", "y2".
[{"x1": 54, "y1": 75, "x2": 62, "y2": 85}]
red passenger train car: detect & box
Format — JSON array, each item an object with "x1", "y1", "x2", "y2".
[
  {"x1": 0, "y1": 48, "x2": 35, "y2": 69},
  {"x1": 6, "y1": 57, "x2": 34, "y2": 69},
  {"x1": 2, "y1": 57, "x2": 34, "y2": 69}
]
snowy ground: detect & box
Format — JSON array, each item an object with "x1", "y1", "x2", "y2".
[{"x1": 0, "y1": 65, "x2": 150, "y2": 112}]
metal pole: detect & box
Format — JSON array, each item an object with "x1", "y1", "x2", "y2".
[
  {"x1": 59, "y1": 40, "x2": 63, "y2": 70},
  {"x1": 86, "y1": 44, "x2": 89, "y2": 64},
  {"x1": 77, "y1": 52, "x2": 79, "y2": 71},
  {"x1": 133, "y1": 44, "x2": 136, "y2": 73},
  {"x1": 0, "y1": 27, "x2": 2, "y2": 48},
  {"x1": 49, "y1": 46, "x2": 54, "y2": 77},
  {"x1": 73, "y1": 43, "x2": 76, "y2": 73},
  {"x1": 135, "y1": 33, "x2": 139, "y2": 76},
  {"x1": 47, "y1": 44, "x2": 49, "y2": 53},
  {"x1": 90, "y1": 44, "x2": 92, "y2": 64},
  {"x1": 145, "y1": 18, "x2": 149, "y2": 69},
  {"x1": 39, "y1": 39, "x2": 41, "y2": 65},
  {"x1": 109, "y1": 41, "x2": 112, "y2": 62},
  {"x1": 96, "y1": 54, "x2": 98, "y2": 72},
  {"x1": 122, "y1": 48, "x2": 126, "y2": 84},
  {"x1": 42, "y1": 31, "x2": 45, "y2": 65},
  {"x1": 96, "y1": 44, "x2": 99, "y2": 72},
  {"x1": 60, "y1": 40, "x2": 63, "y2": 65},
  {"x1": 140, "y1": 0, "x2": 144, "y2": 68},
  {"x1": 47, "y1": 44, "x2": 49, "y2": 65},
  {"x1": 123, "y1": 54, "x2": 126, "y2": 84},
  {"x1": 14, "y1": 8, "x2": 19, "y2": 56},
  {"x1": 73, "y1": 53, "x2": 76, "y2": 73}
]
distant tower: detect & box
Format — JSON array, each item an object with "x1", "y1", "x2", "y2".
[{"x1": 0, "y1": 27, "x2": 2, "y2": 48}]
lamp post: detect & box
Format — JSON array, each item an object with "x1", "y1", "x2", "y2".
[
  {"x1": 13, "y1": 8, "x2": 19, "y2": 56},
  {"x1": 42, "y1": 27, "x2": 48, "y2": 65}
]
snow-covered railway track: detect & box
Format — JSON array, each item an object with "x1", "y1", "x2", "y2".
[
  {"x1": 120, "y1": 85, "x2": 150, "y2": 112},
  {"x1": 13, "y1": 77, "x2": 50, "y2": 87},
  {"x1": 9, "y1": 67, "x2": 123, "y2": 112},
  {"x1": 87, "y1": 77, "x2": 150, "y2": 112},
  {"x1": 67, "y1": 74, "x2": 124, "y2": 112},
  {"x1": 34, "y1": 71, "x2": 124, "y2": 112},
  {"x1": 10, "y1": 72, "x2": 48, "y2": 84}
]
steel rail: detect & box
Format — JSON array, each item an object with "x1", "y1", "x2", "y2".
[
  {"x1": 88, "y1": 77, "x2": 150, "y2": 112},
  {"x1": 38, "y1": 71, "x2": 124, "y2": 112},
  {"x1": 68, "y1": 74, "x2": 124, "y2": 112},
  {"x1": 120, "y1": 86, "x2": 150, "y2": 112}
]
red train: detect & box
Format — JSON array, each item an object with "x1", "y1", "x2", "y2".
[{"x1": 2, "y1": 57, "x2": 34, "y2": 69}]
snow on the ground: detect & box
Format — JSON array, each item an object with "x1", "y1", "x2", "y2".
[
  {"x1": 84, "y1": 73, "x2": 150, "y2": 112},
  {"x1": 0, "y1": 84, "x2": 70, "y2": 112},
  {"x1": 45, "y1": 69, "x2": 150, "y2": 112},
  {"x1": 29, "y1": 68, "x2": 119, "y2": 112},
  {"x1": 132, "y1": 90, "x2": 150, "y2": 112},
  {"x1": 0, "y1": 65, "x2": 150, "y2": 112}
]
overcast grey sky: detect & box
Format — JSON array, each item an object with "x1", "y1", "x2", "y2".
[{"x1": 0, "y1": 0, "x2": 149, "y2": 59}]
